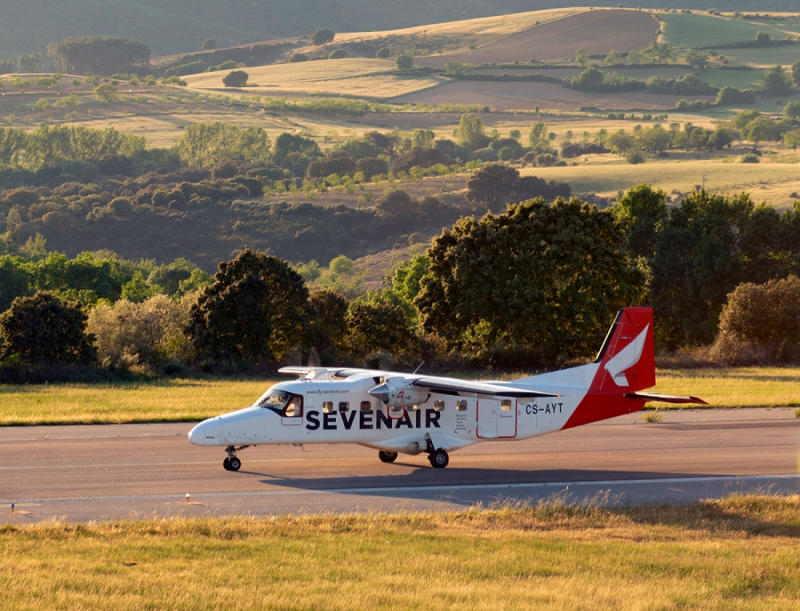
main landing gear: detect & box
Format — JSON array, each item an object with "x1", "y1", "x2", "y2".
[
  {"x1": 378, "y1": 450, "x2": 398, "y2": 463},
  {"x1": 428, "y1": 448, "x2": 449, "y2": 469},
  {"x1": 377, "y1": 448, "x2": 449, "y2": 468},
  {"x1": 223, "y1": 445, "x2": 249, "y2": 471}
]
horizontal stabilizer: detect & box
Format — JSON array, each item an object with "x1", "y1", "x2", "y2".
[{"x1": 625, "y1": 392, "x2": 708, "y2": 405}]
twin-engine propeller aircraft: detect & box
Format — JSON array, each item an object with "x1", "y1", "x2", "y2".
[{"x1": 189, "y1": 307, "x2": 705, "y2": 470}]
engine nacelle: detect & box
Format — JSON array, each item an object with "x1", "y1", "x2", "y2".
[{"x1": 368, "y1": 377, "x2": 430, "y2": 409}]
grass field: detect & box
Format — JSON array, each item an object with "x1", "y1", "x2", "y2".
[
  {"x1": 183, "y1": 59, "x2": 446, "y2": 99},
  {"x1": 661, "y1": 13, "x2": 800, "y2": 51},
  {"x1": 0, "y1": 368, "x2": 797, "y2": 426},
  {"x1": 522, "y1": 160, "x2": 800, "y2": 207},
  {"x1": 1, "y1": 496, "x2": 799, "y2": 610}
]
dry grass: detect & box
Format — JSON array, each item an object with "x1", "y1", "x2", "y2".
[
  {"x1": 332, "y1": 8, "x2": 589, "y2": 42},
  {"x1": 0, "y1": 378, "x2": 281, "y2": 426},
  {"x1": 652, "y1": 367, "x2": 800, "y2": 408},
  {"x1": 1, "y1": 495, "x2": 799, "y2": 610},
  {"x1": 522, "y1": 160, "x2": 800, "y2": 209},
  {"x1": 183, "y1": 59, "x2": 445, "y2": 99}
]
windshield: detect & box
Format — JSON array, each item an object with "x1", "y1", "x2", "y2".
[{"x1": 257, "y1": 389, "x2": 289, "y2": 410}]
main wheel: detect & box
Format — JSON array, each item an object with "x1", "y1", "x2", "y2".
[
  {"x1": 223, "y1": 457, "x2": 231, "y2": 471},
  {"x1": 429, "y1": 449, "x2": 449, "y2": 469},
  {"x1": 378, "y1": 450, "x2": 398, "y2": 463},
  {"x1": 228, "y1": 456, "x2": 242, "y2": 471}
]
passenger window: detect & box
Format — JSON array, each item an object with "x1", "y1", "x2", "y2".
[
  {"x1": 360, "y1": 401, "x2": 372, "y2": 412},
  {"x1": 322, "y1": 401, "x2": 334, "y2": 414},
  {"x1": 456, "y1": 399, "x2": 468, "y2": 411},
  {"x1": 434, "y1": 399, "x2": 445, "y2": 411},
  {"x1": 501, "y1": 400, "x2": 513, "y2": 411},
  {"x1": 284, "y1": 396, "x2": 303, "y2": 418},
  {"x1": 339, "y1": 401, "x2": 349, "y2": 413}
]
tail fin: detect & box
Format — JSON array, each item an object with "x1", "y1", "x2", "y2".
[{"x1": 590, "y1": 307, "x2": 655, "y2": 392}]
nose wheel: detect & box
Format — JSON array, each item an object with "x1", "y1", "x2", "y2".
[
  {"x1": 378, "y1": 450, "x2": 398, "y2": 463},
  {"x1": 223, "y1": 445, "x2": 248, "y2": 471}
]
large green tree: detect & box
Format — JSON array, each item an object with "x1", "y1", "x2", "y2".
[
  {"x1": 188, "y1": 250, "x2": 310, "y2": 361},
  {"x1": 455, "y1": 112, "x2": 487, "y2": 151},
  {"x1": 173, "y1": 122, "x2": 271, "y2": 167},
  {"x1": 0, "y1": 292, "x2": 96, "y2": 364},
  {"x1": 764, "y1": 65, "x2": 792, "y2": 95},
  {"x1": 415, "y1": 197, "x2": 644, "y2": 360}
]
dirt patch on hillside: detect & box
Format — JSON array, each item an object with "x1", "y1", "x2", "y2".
[
  {"x1": 392, "y1": 80, "x2": 715, "y2": 111},
  {"x1": 416, "y1": 10, "x2": 660, "y2": 66}
]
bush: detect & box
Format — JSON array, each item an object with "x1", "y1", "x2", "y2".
[
  {"x1": 713, "y1": 276, "x2": 800, "y2": 363},
  {"x1": 289, "y1": 53, "x2": 308, "y2": 63},
  {"x1": 741, "y1": 153, "x2": 760, "y2": 163},
  {"x1": 626, "y1": 150, "x2": 645, "y2": 164},
  {"x1": 87, "y1": 294, "x2": 195, "y2": 369},
  {"x1": 328, "y1": 49, "x2": 346, "y2": 59},
  {"x1": 222, "y1": 70, "x2": 248, "y2": 87},
  {"x1": 376, "y1": 48, "x2": 390, "y2": 59},
  {"x1": 202, "y1": 39, "x2": 217, "y2": 51}
]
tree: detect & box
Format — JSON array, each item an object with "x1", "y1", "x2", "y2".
[
  {"x1": 716, "y1": 86, "x2": 742, "y2": 105},
  {"x1": 792, "y1": 59, "x2": 800, "y2": 88},
  {"x1": 311, "y1": 28, "x2": 335, "y2": 46},
  {"x1": 222, "y1": 70, "x2": 248, "y2": 87},
  {"x1": 0, "y1": 292, "x2": 96, "y2": 364},
  {"x1": 188, "y1": 249, "x2": 310, "y2": 361},
  {"x1": 307, "y1": 288, "x2": 348, "y2": 360},
  {"x1": 455, "y1": 112, "x2": 486, "y2": 151},
  {"x1": 0, "y1": 255, "x2": 32, "y2": 311},
  {"x1": 785, "y1": 101, "x2": 800, "y2": 120},
  {"x1": 604, "y1": 49, "x2": 623, "y2": 65},
  {"x1": 94, "y1": 84, "x2": 119, "y2": 104},
  {"x1": 415, "y1": 198, "x2": 644, "y2": 360},
  {"x1": 376, "y1": 47, "x2": 390, "y2": 59},
  {"x1": 47, "y1": 36, "x2": 150, "y2": 76},
  {"x1": 755, "y1": 31, "x2": 771, "y2": 45},
  {"x1": 574, "y1": 47, "x2": 589, "y2": 66},
  {"x1": 18, "y1": 53, "x2": 44, "y2": 72},
  {"x1": 0, "y1": 58, "x2": 14, "y2": 74},
  {"x1": 345, "y1": 301, "x2": 416, "y2": 359},
  {"x1": 785, "y1": 130, "x2": 800, "y2": 151},
  {"x1": 615, "y1": 184, "x2": 667, "y2": 259},
  {"x1": 683, "y1": 48, "x2": 706, "y2": 71},
  {"x1": 764, "y1": 65, "x2": 791, "y2": 95},
  {"x1": 328, "y1": 49, "x2": 346, "y2": 59},
  {"x1": 202, "y1": 39, "x2": 217, "y2": 51},
  {"x1": 173, "y1": 122, "x2": 272, "y2": 166},
  {"x1": 395, "y1": 54, "x2": 413, "y2": 72},
  {"x1": 717, "y1": 276, "x2": 800, "y2": 347}
]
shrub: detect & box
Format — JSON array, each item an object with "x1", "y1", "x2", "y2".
[
  {"x1": 289, "y1": 53, "x2": 308, "y2": 63},
  {"x1": 741, "y1": 153, "x2": 760, "y2": 163},
  {"x1": 328, "y1": 49, "x2": 346, "y2": 59},
  {"x1": 376, "y1": 47, "x2": 390, "y2": 59},
  {"x1": 222, "y1": 70, "x2": 248, "y2": 87},
  {"x1": 626, "y1": 150, "x2": 645, "y2": 164}
]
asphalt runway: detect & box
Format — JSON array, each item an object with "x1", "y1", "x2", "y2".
[{"x1": 2, "y1": 408, "x2": 799, "y2": 523}]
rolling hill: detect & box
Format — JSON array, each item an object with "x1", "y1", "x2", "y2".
[{"x1": 0, "y1": 0, "x2": 796, "y2": 59}]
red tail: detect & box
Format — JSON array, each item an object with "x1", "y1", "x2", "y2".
[
  {"x1": 562, "y1": 308, "x2": 655, "y2": 429},
  {"x1": 590, "y1": 307, "x2": 655, "y2": 392}
]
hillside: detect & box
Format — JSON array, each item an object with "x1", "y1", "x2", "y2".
[{"x1": 1, "y1": 0, "x2": 796, "y2": 58}]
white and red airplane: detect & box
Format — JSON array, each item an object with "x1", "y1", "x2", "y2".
[{"x1": 189, "y1": 307, "x2": 705, "y2": 470}]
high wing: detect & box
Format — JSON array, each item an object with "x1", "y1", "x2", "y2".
[
  {"x1": 625, "y1": 392, "x2": 708, "y2": 405},
  {"x1": 410, "y1": 376, "x2": 558, "y2": 398}
]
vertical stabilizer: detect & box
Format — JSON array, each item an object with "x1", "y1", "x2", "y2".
[{"x1": 590, "y1": 307, "x2": 655, "y2": 392}]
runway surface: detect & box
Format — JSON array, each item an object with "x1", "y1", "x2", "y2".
[{"x1": 2, "y1": 408, "x2": 799, "y2": 523}]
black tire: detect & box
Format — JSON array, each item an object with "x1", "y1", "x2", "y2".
[
  {"x1": 378, "y1": 450, "x2": 398, "y2": 463},
  {"x1": 429, "y1": 449, "x2": 449, "y2": 469},
  {"x1": 223, "y1": 457, "x2": 231, "y2": 471},
  {"x1": 228, "y1": 456, "x2": 241, "y2": 471}
]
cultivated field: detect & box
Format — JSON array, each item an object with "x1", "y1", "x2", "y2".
[
  {"x1": 391, "y1": 80, "x2": 715, "y2": 111},
  {"x1": 522, "y1": 160, "x2": 800, "y2": 209},
  {"x1": 415, "y1": 9, "x2": 659, "y2": 66},
  {"x1": 1, "y1": 368, "x2": 798, "y2": 426},
  {"x1": 2, "y1": 496, "x2": 799, "y2": 610},
  {"x1": 183, "y1": 59, "x2": 446, "y2": 99}
]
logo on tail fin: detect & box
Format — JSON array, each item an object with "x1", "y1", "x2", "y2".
[{"x1": 603, "y1": 324, "x2": 649, "y2": 387}]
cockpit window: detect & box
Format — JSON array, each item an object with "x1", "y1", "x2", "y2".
[
  {"x1": 284, "y1": 396, "x2": 303, "y2": 418},
  {"x1": 257, "y1": 389, "x2": 289, "y2": 411}
]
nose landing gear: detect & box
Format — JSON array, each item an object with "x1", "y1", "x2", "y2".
[{"x1": 222, "y1": 445, "x2": 249, "y2": 471}]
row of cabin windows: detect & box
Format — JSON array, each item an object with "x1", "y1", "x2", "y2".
[{"x1": 317, "y1": 398, "x2": 514, "y2": 415}]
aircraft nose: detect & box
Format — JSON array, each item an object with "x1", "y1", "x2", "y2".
[{"x1": 188, "y1": 418, "x2": 221, "y2": 445}]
